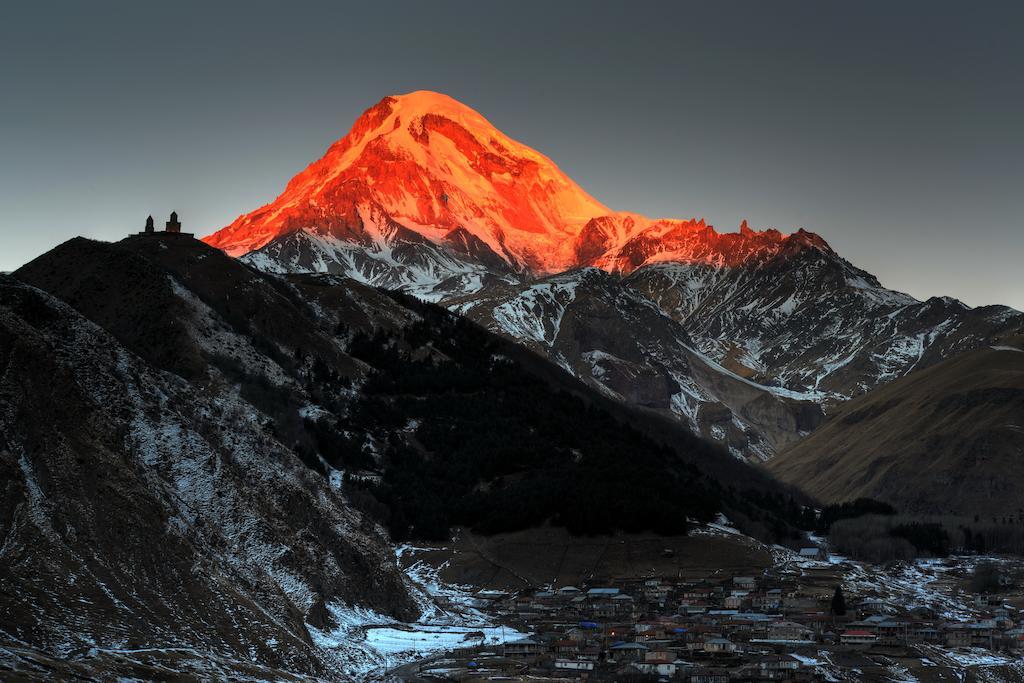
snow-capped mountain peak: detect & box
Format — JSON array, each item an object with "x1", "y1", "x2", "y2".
[
  {"x1": 202, "y1": 91, "x2": 840, "y2": 278},
  {"x1": 204, "y1": 90, "x2": 611, "y2": 270}
]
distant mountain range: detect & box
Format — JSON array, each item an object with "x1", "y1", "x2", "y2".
[{"x1": 204, "y1": 91, "x2": 1024, "y2": 464}]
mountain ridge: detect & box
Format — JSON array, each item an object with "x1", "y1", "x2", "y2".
[
  {"x1": 199, "y1": 90, "x2": 1024, "y2": 463},
  {"x1": 203, "y1": 90, "x2": 824, "y2": 278}
]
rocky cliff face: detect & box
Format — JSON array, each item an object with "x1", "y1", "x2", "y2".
[
  {"x1": 446, "y1": 268, "x2": 824, "y2": 461},
  {"x1": 442, "y1": 241, "x2": 1021, "y2": 460},
  {"x1": 623, "y1": 240, "x2": 1023, "y2": 401}
]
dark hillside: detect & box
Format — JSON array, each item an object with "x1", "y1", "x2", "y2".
[
  {"x1": 16, "y1": 236, "x2": 810, "y2": 545},
  {"x1": 0, "y1": 275, "x2": 414, "y2": 676}
]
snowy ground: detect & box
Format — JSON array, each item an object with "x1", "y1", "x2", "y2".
[
  {"x1": 777, "y1": 536, "x2": 1019, "y2": 622},
  {"x1": 689, "y1": 513, "x2": 746, "y2": 538},
  {"x1": 307, "y1": 545, "x2": 527, "y2": 681},
  {"x1": 769, "y1": 536, "x2": 1024, "y2": 682},
  {"x1": 691, "y1": 516, "x2": 1012, "y2": 629}
]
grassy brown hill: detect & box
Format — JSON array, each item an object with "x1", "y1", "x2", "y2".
[
  {"x1": 766, "y1": 339, "x2": 1024, "y2": 516},
  {"x1": 407, "y1": 527, "x2": 773, "y2": 592}
]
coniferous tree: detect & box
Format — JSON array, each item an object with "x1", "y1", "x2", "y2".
[{"x1": 830, "y1": 585, "x2": 847, "y2": 616}]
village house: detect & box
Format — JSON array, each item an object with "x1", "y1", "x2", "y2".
[
  {"x1": 847, "y1": 614, "x2": 888, "y2": 633},
  {"x1": 631, "y1": 649, "x2": 691, "y2": 677},
  {"x1": 553, "y1": 658, "x2": 594, "y2": 672},
  {"x1": 560, "y1": 626, "x2": 592, "y2": 643},
  {"x1": 1006, "y1": 627, "x2": 1024, "y2": 650},
  {"x1": 608, "y1": 641, "x2": 648, "y2": 662},
  {"x1": 993, "y1": 608, "x2": 1015, "y2": 630},
  {"x1": 840, "y1": 630, "x2": 877, "y2": 648},
  {"x1": 725, "y1": 591, "x2": 750, "y2": 609},
  {"x1": 968, "y1": 620, "x2": 997, "y2": 649},
  {"x1": 704, "y1": 637, "x2": 738, "y2": 653},
  {"x1": 504, "y1": 637, "x2": 545, "y2": 658},
  {"x1": 876, "y1": 620, "x2": 909, "y2": 645},
  {"x1": 944, "y1": 624, "x2": 972, "y2": 648},
  {"x1": 643, "y1": 578, "x2": 671, "y2": 605},
  {"x1": 907, "y1": 621, "x2": 941, "y2": 643},
  {"x1": 682, "y1": 586, "x2": 716, "y2": 605},
  {"x1": 752, "y1": 588, "x2": 784, "y2": 611},
  {"x1": 688, "y1": 667, "x2": 731, "y2": 683},
  {"x1": 767, "y1": 620, "x2": 815, "y2": 643},
  {"x1": 633, "y1": 657, "x2": 684, "y2": 677},
  {"x1": 736, "y1": 654, "x2": 803, "y2": 681},
  {"x1": 722, "y1": 617, "x2": 756, "y2": 639},
  {"x1": 798, "y1": 547, "x2": 824, "y2": 561},
  {"x1": 791, "y1": 612, "x2": 832, "y2": 638},
  {"x1": 681, "y1": 628, "x2": 712, "y2": 652},
  {"x1": 613, "y1": 593, "x2": 637, "y2": 615},
  {"x1": 513, "y1": 594, "x2": 533, "y2": 611}
]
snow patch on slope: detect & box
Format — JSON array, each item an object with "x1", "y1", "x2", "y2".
[
  {"x1": 309, "y1": 544, "x2": 526, "y2": 680},
  {"x1": 491, "y1": 274, "x2": 581, "y2": 346}
]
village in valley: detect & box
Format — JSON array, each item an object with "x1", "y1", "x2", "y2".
[{"x1": 384, "y1": 528, "x2": 1024, "y2": 683}]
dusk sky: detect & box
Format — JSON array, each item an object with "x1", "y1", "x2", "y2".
[{"x1": 1, "y1": 1, "x2": 1021, "y2": 309}]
